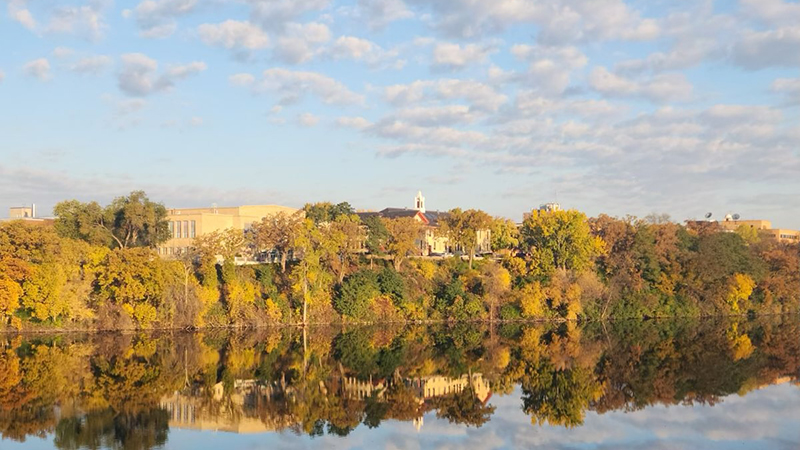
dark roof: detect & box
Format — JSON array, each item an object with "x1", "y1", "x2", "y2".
[{"x1": 356, "y1": 208, "x2": 450, "y2": 226}]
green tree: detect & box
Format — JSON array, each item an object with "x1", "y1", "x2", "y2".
[
  {"x1": 433, "y1": 385, "x2": 495, "y2": 427},
  {"x1": 441, "y1": 209, "x2": 492, "y2": 269},
  {"x1": 490, "y1": 217, "x2": 520, "y2": 252},
  {"x1": 520, "y1": 209, "x2": 604, "y2": 273},
  {"x1": 334, "y1": 270, "x2": 379, "y2": 320},
  {"x1": 54, "y1": 191, "x2": 170, "y2": 249},
  {"x1": 303, "y1": 202, "x2": 354, "y2": 225}
]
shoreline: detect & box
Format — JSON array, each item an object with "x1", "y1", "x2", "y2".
[{"x1": 2, "y1": 312, "x2": 796, "y2": 334}]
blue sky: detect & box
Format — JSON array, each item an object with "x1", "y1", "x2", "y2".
[{"x1": 1, "y1": 0, "x2": 799, "y2": 227}]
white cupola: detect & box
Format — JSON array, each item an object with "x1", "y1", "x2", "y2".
[{"x1": 414, "y1": 191, "x2": 426, "y2": 213}]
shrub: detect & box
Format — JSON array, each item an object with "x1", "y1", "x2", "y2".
[{"x1": 335, "y1": 270, "x2": 380, "y2": 320}]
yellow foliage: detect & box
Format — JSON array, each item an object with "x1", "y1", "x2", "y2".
[
  {"x1": 731, "y1": 334, "x2": 754, "y2": 361},
  {"x1": 520, "y1": 282, "x2": 546, "y2": 318},
  {"x1": 264, "y1": 298, "x2": 283, "y2": 322},
  {"x1": 727, "y1": 273, "x2": 756, "y2": 314},
  {"x1": 228, "y1": 348, "x2": 256, "y2": 375},
  {"x1": 495, "y1": 347, "x2": 511, "y2": 370},
  {"x1": 416, "y1": 260, "x2": 437, "y2": 281},
  {"x1": 564, "y1": 283, "x2": 583, "y2": 321},
  {"x1": 133, "y1": 303, "x2": 157, "y2": 328},
  {"x1": 0, "y1": 277, "x2": 22, "y2": 321}
]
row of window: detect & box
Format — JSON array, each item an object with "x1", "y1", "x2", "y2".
[
  {"x1": 779, "y1": 234, "x2": 799, "y2": 240},
  {"x1": 158, "y1": 247, "x2": 190, "y2": 256},
  {"x1": 167, "y1": 220, "x2": 196, "y2": 239}
]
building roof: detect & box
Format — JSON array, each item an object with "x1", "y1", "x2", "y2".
[{"x1": 357, "y1": 208, "x2": 450, "y2": 226}]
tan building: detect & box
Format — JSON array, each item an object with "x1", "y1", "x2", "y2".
[
  {"x1": 158, "y1": 204, "x2": 299, "y2": 257},
  {"x1": 718, "y1": 219, "x2": 772, "y2": 232},
  {"x1": 357, "y1": 192, "x2": 492, "y2": 256},
  {"x1": 718, "y1": 217, "x2": 800, "y2": 244},
  {"x1": 766, "y1": 228, "x2": 800, "y2": 243},
  {"x1": 9, "y1": 205, "x2": 35, "y2": 219}
]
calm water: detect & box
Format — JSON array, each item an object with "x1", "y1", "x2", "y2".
[{"x1": 1, "y1": 318, "x2": 799, "y2": 450}]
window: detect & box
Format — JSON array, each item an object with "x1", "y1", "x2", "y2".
[
  {"x1": 183, "y1": 221, "x2": 189, "y2": 238},
  {"x1": 168, "y1": 221, "x2": 174, "y2": 237},
  {"x1": 190, "y1": 220, "x2": 196, "y2": 238},
  {"x1": 176, "y1": 221, "x2": 182, "y2": 239}
]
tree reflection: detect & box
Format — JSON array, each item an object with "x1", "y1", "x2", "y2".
[{"x1": 0, "y1": 317, "x2": 798, "y2": 446}]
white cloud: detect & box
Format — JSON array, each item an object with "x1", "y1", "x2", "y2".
[
  {"x1": 771, "y1": 77, "x2": 800, "y2": 105},
  {"x1": 589, "y1": 67, "x2": 692, "y2": 103},
  {"x1": 249, "y1": 0, "x2": 331, "y2": 31},
  {"x1": 327, "y1": 36, "x2": 402, "y2": 68},
  {"x1": 130, "y1": 0, "x2": 197, "y2": 38},
  {"x1": 355, "y1": 0, "x2": 413, "y2": 30},
  {"x1": 432, "y1": 42, "x2": 497, "y2": 70},
  {"x1": 117, "y1": 53, "x2": 206, "y2": 96},
  {"x1": 46, "y1": 4, "x2": 107, "y2": 40},
  {"x1": 370, "y1": 119, "x2": 487, "y2": 146},
  {"x1": 297, "y1": 112, "x2": 320, "y2": 127},
  {"x1": 740, "y1": 0, "x2": 800, "y2": 27},
  {"x1": 391, "y1": 105, "x2": 478, "y2": 126},
  {"x1": 273, "y1": 22, "x2": 331, "y2": 64},
  {"x1": 237, "y1": 68, "x2": 364, "y2": 106},
  {"x1": 732, "y1": 27, "x2": 800, "y2": 69},
  {"x1": 70, "y1": 55, "x2": 113, "y2": 74},
  {"x1": 384, "y1": 79, "x2": 507, "y2": 112},
  {"x1": 405, "y1": 0, "x2": 658, "y2": 44},
  {"x1": 23, "y1": 58, "x2": 51, "y2": 81},
  {"x1": 189, "y1": 116, "x2": 203, "y2": 126},
  {"x1": 197, "y1": 20, "x2": 270, "y2": 50},
  {"x1": 8, "y1": 0, "x2": 36, "y2": 31},
  {"x1": 336, "y1": 116, "x2": 372, "y2": 130},
  {"x1": 508, "y1": 44, "x2": 588, "y2": 94}
]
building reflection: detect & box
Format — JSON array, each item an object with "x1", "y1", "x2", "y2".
[{"x1": 160, "y1": 374, "x2": 492, "y2": 434}]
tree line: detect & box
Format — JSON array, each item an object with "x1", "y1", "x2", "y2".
[{"x1": 0, "y1": 191, "x2": 798, "y2": 330}]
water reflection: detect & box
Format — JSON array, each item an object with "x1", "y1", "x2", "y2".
[{"x1": 1, "y1": 317, "x2": 799, "y2": 449}]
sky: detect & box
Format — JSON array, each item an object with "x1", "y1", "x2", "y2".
[
  {"x1": 0, "y1": 0, "x2": 799, "y2": 227},
  {"x1": 6, "y1": 382, "x2": 800, "y2": 449}
]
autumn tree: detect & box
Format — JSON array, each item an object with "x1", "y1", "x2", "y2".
[
  {"x1": 480, "y1": 262, "x2": 511, "y2": 322},
  {"x1": 489, "y1": 217, "x2": 520, "y2": 253},
  {"x1": 193, "y1": 228, "x2": 246, "y2": 265},
  {"x1": 324, "y1": 214, "x2": 367, "y2": 284},
  {"x1": 382, "y1": 217, "x2": 422, "y2": 271},
  {"x1": 291, "y1": 219, "x2": 333, "y2": 325},
  {"x1": 94, "y1": 248, "x2": 169, "y2": 328},
  {"x1": 54, "y1": 191, "x2": 170, "y2": 249},
  {"x1": 249, "y1": 211, "x2": 304, "y2": 272},
  {"x1": 520, "y1": 209, "x2": 604, "y2": 273},
  {"x1": 441, "y1": 208, "x2": 492, "y2": 269}
]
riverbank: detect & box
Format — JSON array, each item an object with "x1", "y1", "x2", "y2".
[{"x1": 2, "y1": 208, "x2": 797, "y2": 332}]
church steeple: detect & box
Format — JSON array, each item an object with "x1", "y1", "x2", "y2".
[{"x1": 414, "y1": 191, "x2": 426, "y2": 213}]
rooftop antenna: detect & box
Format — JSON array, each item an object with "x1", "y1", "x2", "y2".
[
  {"x1": 732, "y1": 213, "x2": 740, "y2": 221},
  {"x1": 705, "y1": 212, "x2": 713, "y2": 221}
]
